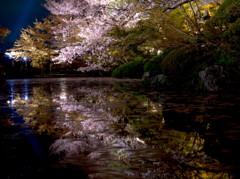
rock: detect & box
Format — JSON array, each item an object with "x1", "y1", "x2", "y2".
[
  {"x1": 150, "y1": 74, "x2": 167, "y2": 88},
  {"x1": 142, "y1": 72, "x2": 168, "y2": 88},
  {"x1": 142, "y1": 71, "x2": 150, "y2": 81},
  {"x1": 199, "y1": 65, "x2": 229, "y2": 92}
]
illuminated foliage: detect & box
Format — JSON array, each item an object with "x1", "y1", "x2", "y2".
[
  {"x1": 9, "y1": 18, "x2": 58, "y2": 72},
  {"x1": 105, "y1": 0, "x2": 223, "y2": 67},
  {"x1": 42, "y1": 0, "x2": 223, "y2": 71},
  {"x1": 9, "y1": 0, "x2": 236, "y2": 77}
]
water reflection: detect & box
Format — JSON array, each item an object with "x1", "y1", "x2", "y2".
[{"x1": 3, "y1": 78, "x2": 240, "y2": 178}]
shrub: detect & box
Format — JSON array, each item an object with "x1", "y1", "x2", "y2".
[
  {"x1": 216, "y1": 52, "x2": 235, "y2": 66},
  {"x1": 111, "y1": 57, "x2": 145, "y2": 78},
  {"x1": 161, "y1": 47, "x2": 202, "y2": 89},
  {"x1": 162, "y1": 48, "x2": 196, "y2": 75},
  {"x1": 144, "y1": 54, "x2": 163, "y2": 76}
]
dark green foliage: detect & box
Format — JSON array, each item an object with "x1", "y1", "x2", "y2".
[
  {"x1": 147, "y1": 0, "x2": 240, "y2": 91},
  {"x1": 161, "y1": 47, "x2": 202, "y2": 90},
  {"x1": 216, "y1": 53, "x2": 235, "y2": 66},
  {"x1": 205, "y1": 0, "x2": 240, "y2": 65},
  {"x1": 111, "y1": 57, "x2": 145, "y2": 78},
  {"x1": 205, "y1": 0, "x2": 240, "y2": 33},
  {"x1": 144, "y1": 54, "x2": 164, "y2": 76},
  {"x1": 162, "y1": 48, "x2": 195, "y2": 75},
  {"x1": 214, "y1": 0, "x2": 240, "y2": 23},
  {"x1": 111, "y1": 0, "x2": 240, "y2": 90},
  {"x1": 226, "y1": 2, "x2": 240, "y2": 23},
  {"x1": 222, "y1": 18, "x2": 240, "y2": 44}
]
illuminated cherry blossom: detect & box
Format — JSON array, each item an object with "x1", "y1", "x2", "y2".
[
  {"x1": 44, "y1": 0, "x2": 144, "y2": 71},
  {"x1": 44, "y1": 0, "x2": 222, "y2": 71}
]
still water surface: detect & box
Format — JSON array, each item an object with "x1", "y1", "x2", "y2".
[{"x1": 0, "y1": 77, "x2": 240, "y2": 179}]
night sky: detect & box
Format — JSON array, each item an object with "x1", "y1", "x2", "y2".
[{"x1": 0, "y1": 0, "x2": 48, "y2": 52}]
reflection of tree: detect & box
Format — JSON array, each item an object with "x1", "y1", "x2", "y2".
[
  {"x1": 160, "y1": 93, "x2": 240, "y2": 178},
  {"x1": 51, "y1": 86, "x2": 148, "y2": 154},
  {"x1": 10, "y1": 86, "x2": 63, "y2": 135},
  {"x1": 48, "y1": 86, "x2": 229, "y2": 178},
  {"x1": 8, "y1": 79, "x2": 236, "y2": 178}
]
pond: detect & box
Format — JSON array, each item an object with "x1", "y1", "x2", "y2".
[{"x1": 0, "y1": 77, "x2": 240, "y2": 179}]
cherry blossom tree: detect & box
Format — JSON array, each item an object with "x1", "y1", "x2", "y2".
[
  {"x1": 44, "y1": 0, "x2": 222, "y2": 72},
  {"x1": 43, "y1": 0, "x2": 155, "y2": 71}
]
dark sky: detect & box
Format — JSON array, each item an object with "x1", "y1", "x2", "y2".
[{"x1": 0, "y1": 0, "x2": 49, "y2": 52}]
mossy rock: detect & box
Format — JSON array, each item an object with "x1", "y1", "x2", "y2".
[
  {"x1": 161, "y1": 47, "x2": 203, "y2": 90},
  {"x1": 144, "y1": 54, "x2": 164, "y2": 76}
]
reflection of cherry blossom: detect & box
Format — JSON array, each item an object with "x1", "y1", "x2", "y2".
[
  {"x1": 8, "y1": 78, "x2": 230, "y2": 178},
  {"x1": 51, "y1": 86, "x2": 147, "y2": 160},
  {"x1": 49, "y1": 85, "x2": 215, "y2": 178}
]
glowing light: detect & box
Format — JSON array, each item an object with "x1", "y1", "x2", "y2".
[
  {"x1": 5, "y1": 51, "x2": 20, "y2": 59},
  {"x1": 7, "y1": 100, "x2": 15, "y2": 105},
  {"x1": 22, "y1": 57, "x2": 28, "y2": 61},
  {"x1": 5, "y1": 52, "x2": 12, "y2": 59},
  {"x1": 24, "y1": 95, "x2": 29, "y2": 100},
  {"x1": 157, "y1": 50, "x2": 163, "y2": 55},
  {"x1": 60, "y1": 92, "x2": 67, "y2": 100}
]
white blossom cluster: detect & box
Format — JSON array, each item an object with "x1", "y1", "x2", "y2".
[
  {"x1": 44, "y1": 0, "x2": 147, "y2": 71},
  {"x1": 44, "y1": 0, "x2": 221, "y2": 71}
]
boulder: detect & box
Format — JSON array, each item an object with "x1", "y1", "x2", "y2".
[
  {"x1": 142, "y1": 71, "x2": 150, "y2": 81},
  {"x1": 150, "y1": 74, "x2": 168, "y2": 88},
  {"x1": 199, "y1": 65, "x2": 229, "y2": 91}
]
